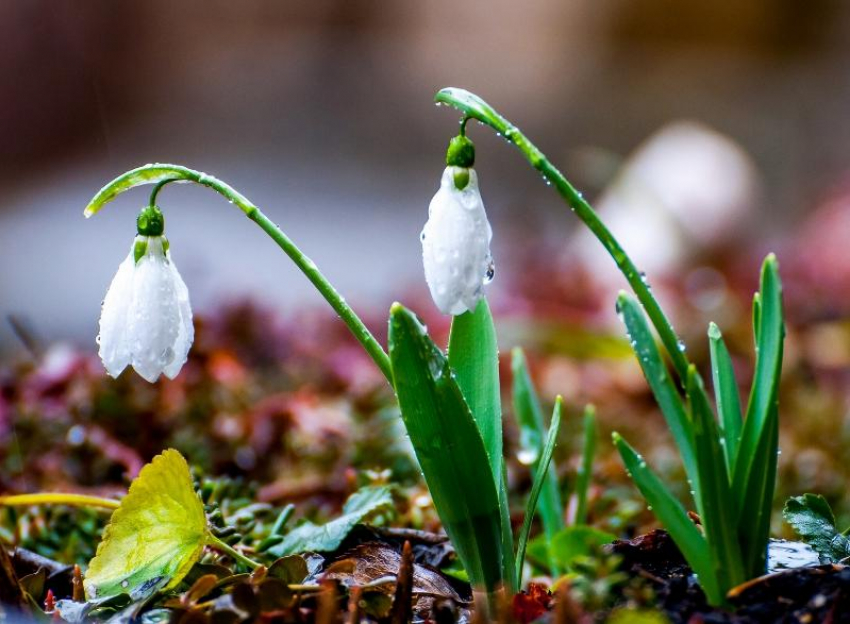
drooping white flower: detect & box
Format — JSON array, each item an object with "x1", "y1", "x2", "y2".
[
  {"x1": 421, "y1": 166, "x2": 494, "y2": 315},
  {"x1": 98, "y1": 210, "x2": 193, "y2": 382}
]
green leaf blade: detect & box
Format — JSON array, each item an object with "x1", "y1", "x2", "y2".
[
  {"x1": 738, "y1": 412, "x2": 779, "y2": 577},
  {"x1": 389, "y1": 303, "x2": 504, "y2": 592},
  {"x1": 545, "y1": 525, "x2": 617, "y2": 572},
  {"x1": 708, "y1": 323, "x2": 742, "y2": 473},
  {"x1": 515, "y1": 396, "x2": 564, "y2": 576},
  {"x1": 511, "y1": 348, "x2": 565, "y2": 547},
  {"x1": 574, "y1": 405, "x2": 597, "y2": 526},
  {"x1": 268, "y1": 486, "x2": 393, "y2": 557},
  {"x1": 617, "y1": 294, "x2": 698, "y2": 490},
  {"x1": 733, "y1": 255, "x2": 784, "y2": 577},
  {"x1": 612, "y1": 433, "x2": 720, "y2": 605},
  {"x1": 448, "y1": 299, "x2": 503, "y2": 492},
  {"x1": 783, "y1": 494, "x2": 849, "y2": 563},
  {"x1": 686, "y1": 367, "x2": 745, "y2": 591}
]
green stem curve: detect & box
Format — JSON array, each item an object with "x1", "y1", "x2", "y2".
[
  {"x1": 206, "y1": 534, "x2": 261, "y2": 569},
  {"x1": 435, "y1": 88, "x2": 690, "y2": 382},
  {"x1": 85, "y1": 164, "x2": 392, "y2": 384}
]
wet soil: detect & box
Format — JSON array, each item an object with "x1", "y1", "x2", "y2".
[{"x1": 611, "y1": 530, "x2": 850, "y2": 623}]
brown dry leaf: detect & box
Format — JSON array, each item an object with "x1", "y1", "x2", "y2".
[
  {"x1": 0, "y1": 546, "x2": 27, "y2": 612},
  {"x1": 323, "y1": 542, "x2": 465, "y2": 619}
]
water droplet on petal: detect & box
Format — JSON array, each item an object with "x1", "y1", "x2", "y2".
[{"x1": 483, "y1": 260, "x2": 495, "y2": 284}]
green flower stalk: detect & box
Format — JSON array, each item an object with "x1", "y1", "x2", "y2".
[{"x1": 85, "y1": 165, "x2": 392, "y2": 384}]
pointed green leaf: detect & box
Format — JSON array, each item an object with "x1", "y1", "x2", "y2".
[
  {"x1": 617, "y1": 294, "x2": 698, "y2": 491},
  {"x1": 511, "y1": 348, "x2": 564, "y2": 553},
  {"x1": 733, "y1": 255, "x2": 784, "y2": 577},
  {"x1": 708, "y1": 323, "x2": 742, "y2": 473},
  {"x1": 548, "y1": 526, "x2": 617, "y2": 571},
  {"x1": 515, "y1": 397, "x2": 563, "y2": 575},
  {"x1": 738, "y1": 411, "x2": 779, "y2": 577},
  {"x1": 734, "y1": 256, "x2": 783, "y2": 496},
  {"x1": 450, "y1": 301, "x2": 513, "y2": 605},
  {"x1": 388, "y1": 303, "x2": 504, "y2": 592},
  {"x1": 613, "y1": 433, "x2": 720, "y2": 605},
  {"x1": 448, "y1": 299, "x2": 503, "y2": 492},
  {"x1": 686, "y1": 366, "x2": 745, "y2": 589},
  {"x1": 268, "y1": 486, "x2": 393, "y2": 557},
  {"x1": 783, "y1": 494, "x2": 849, "y2": 563},
  {"x1": 84, "y1": 450, "x2": 207, "y2": 601},
  {"x1": 574, "y1": 405, "x2": 597, "y2": 526}
]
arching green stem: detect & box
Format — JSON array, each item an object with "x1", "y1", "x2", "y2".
[
  {"x1": 435, "y1": 88, "x2": 690, "y2": 382},
  {"x1": 206, "y1": 534, "x2": 261, "y2": 569},
  {"x1": 85, "y1": 164, "x2": 392, "y2": 384}
]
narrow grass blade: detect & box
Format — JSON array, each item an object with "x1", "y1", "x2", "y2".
[
  {"x1": 499, "y1": 463, "x2": 517, "y2": 592},
  {"x1": 448, "y1": 299, "x2": 503, "y2": 491},
  {"x1": 511, "y1": 349, "x2": 565, "y2": 549},
  {"x1": 733, "y1": 256, "x2": 784, "y2": 575},
  {"x1": 389, "y1": 304, "x2": 504, "y2": 592},
  {"x1": 574, "y1": 405, "x2": 597, "y2": 526},
  {"x1": 515, "y1": 397, "x2": 563, "y2": 578},
  {"x1": 617, "y1": 294, "x2": 697, "y2": 491},
  {"x1": 738, "y1": 410, "x2": 779, "y2": 577},
  {"x1": 735, "y1": 256, "x2": 783, "y2": 488},
  {"x1": 686, "y1": 366, "x2": 746, "y2": 591},
  {"x1": 708, "y1": 323, "x2": 742, "y2": 473},
  {"x1": 612, "y1": 433, "x2": 720, "y2": 606}
]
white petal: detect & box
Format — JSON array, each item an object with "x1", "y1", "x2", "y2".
[
  {"x1": 162, "y1": 252, "x2": 193, "y2": 380},
  {"x1": 98, "y1": 250, "x2": 136, "y2": 378},
  {"x1": 128, "y1": 238, "x2": 180, "y2": 383},
  {"x1": 421, "y1": 167, "x2": 493, "y2": 315}
]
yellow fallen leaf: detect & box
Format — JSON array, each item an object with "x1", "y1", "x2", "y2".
[{"x1": 84, "y1": 449, "x2": 207, "y2": 601}]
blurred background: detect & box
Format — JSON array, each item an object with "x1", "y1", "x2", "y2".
[{"x1": 1, "y1": 0, "x2": 850, "y2": 349}]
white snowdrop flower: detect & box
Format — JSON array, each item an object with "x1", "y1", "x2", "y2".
[
  {"x1": 97, "y1": 206, "x2": 193, "y2": 383},
  {"x1": 421, "y1": 164, "x2": 494, "y2": 316}
]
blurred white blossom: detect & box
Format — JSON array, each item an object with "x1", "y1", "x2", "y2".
[{"x1": 575, "y1": 121, "x2": 759, "y2": 280}]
